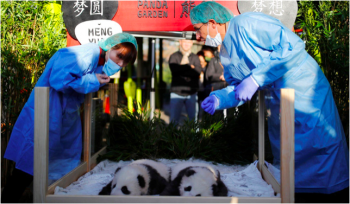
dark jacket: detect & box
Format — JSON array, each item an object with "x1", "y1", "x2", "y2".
[
  {"x1": 205, "y1": 54, "x2": 227, "y2": 91},
  {"x1": 169, "y1": 51, "x2": 201, "y2": 96}
]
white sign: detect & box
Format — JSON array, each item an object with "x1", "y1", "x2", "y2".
[
  {"x1": 75, "y1": 20, "x2": 122, "y2": 44},
  {"x1": 238, "y1": 0, "x2": 297, "y2": 30}
]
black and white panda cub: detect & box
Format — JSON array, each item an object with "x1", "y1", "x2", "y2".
[
  {"x1": 160, "y1": 162, "x2": 228, "y2": 197},
  {"x1": 99, "y1": 159, "x2": 170, "y2": 196}
]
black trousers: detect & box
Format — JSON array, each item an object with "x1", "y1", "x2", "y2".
[
  {"x1": 295, "y1": 187, "x2": 349, "y2": 203},
  {"x1": 1, "y1": 168, "x2": 33, "y2": 203}
]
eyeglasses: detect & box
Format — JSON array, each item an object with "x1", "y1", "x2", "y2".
[{"x1": 194, "y1": 23, "x2": 206, "y2": 32}]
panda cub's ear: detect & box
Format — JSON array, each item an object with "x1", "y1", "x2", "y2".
[
  {"x1": 115, "y1": 167, "x2": 121, "y2": 174},
  {"x1": 137, "y1": 175, "x2": 146, "y2": 188},
  {"x1": 185, "y1": 169, "x2": 196, "y2": 177}
]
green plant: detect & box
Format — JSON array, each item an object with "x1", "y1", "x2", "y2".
[
  {"x1": 296, "y1": 1, "x2": 349, "y2": 140},
  {"x1": 98, "y1": 102, "x2": 256, "y2": 165},
  {"x1": 1, "y1": 0, "x2": 66, "y2": 135}
]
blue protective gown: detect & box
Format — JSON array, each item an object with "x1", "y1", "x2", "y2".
[
  {"x1": 211, "y1": 12, "x2": 349, "y2": 194},
  {"x1": 4, "y1": 43, "x2": 104, "y2": 180}
]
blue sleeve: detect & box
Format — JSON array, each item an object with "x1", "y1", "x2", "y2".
[
  {"x1": 210, "y1": 85, "x2": 245, "y2": 110},
  {"x1": 95, "y1": 65, "x2": 109, "y2": 89},
  {"x1": 222, "y1": 63, "x2": 239, "y2": 86},
  {"x1": 48, "y1": 45, "x2": 101, "y2": 94},
  {"x1": 238, "y1": 14, "x2": 306, "y2": 87},
  {"x1": 207, "y1": 60, "x2": 244, "y2": 109}
]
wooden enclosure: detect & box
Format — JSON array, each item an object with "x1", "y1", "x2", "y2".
[{"x1": 34, "y1": 87, "x2": 295, "y2": 203}]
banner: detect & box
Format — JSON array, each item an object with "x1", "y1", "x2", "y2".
[
  {"x1": 63, "y1": 0, "x2": 239, "y2": 46},
  {"x1": 113, "y1": 0, "x2": 239, "y2": 31}
]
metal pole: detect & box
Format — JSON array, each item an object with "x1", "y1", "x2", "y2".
[
  {"x1": 150, "y1": 39, "x2": 155, "y2": 119},
  {"x1": 258, "y1": 90, "x2": 265, "y2": 171},
  {"x1": 136, "y1": 37, "x2": 143, "y2": 113},
  {"x1": 158, "y1": 38, "x2": 163, "y2": 108}
]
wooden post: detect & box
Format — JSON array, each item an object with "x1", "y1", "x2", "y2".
[
  {"x1": 280, "y1": 89, "x2": 295, "y2": 203},
  {"x1": 258, "y1": 90, "x2": 265, "y2": 171},
  {"x1": 84, "y1": 93, "x2": 92, "y2": 172},
  {"x1": 109, "y1": 83, "x2": 119, "y2": 117},
  {"x1": 34, "y1": 87, "x2": 49, "y2": 203}
]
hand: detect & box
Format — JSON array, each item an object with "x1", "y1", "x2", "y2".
[
  {"x1": 219, "y1": 75, "x2": 225, "y2": 81},
  {"x1": 201, "y1": 95, "x2": 219, "y2": 115},
  {"x1": 219, "y1": 62, "x2": 224, "y2": 69},
  {"x1": 235, "y1": 76, "x2": 259, "y2": 101},
  {"x1": 95, "y1": 73, "x2": 110, "y2": 84},
  {"x1": 190, "y1": 64, "x2": 195, "y2": 69}
]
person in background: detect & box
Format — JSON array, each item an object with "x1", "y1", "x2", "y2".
[
  {"x1": 196, "y1": 50, "x2": 207, "y2": 121},
  {"x1": 191, "y1": 1, "x2": 349, "y2": 203},
  {"x1": 201, "y1": 45, "x2": 226, "y2": 117},
  {"x1": 169, "y1": 39, "x2": 202, "y2": 125},
  {"x1": 201, "y1": 45, "x2": 215, "y2": 63},
  {"x1": 203, "y1": 45, "x2": 226, "y2": 101},
  {"x1": 2, "y1": 33, "x2": 138, "y2": 203},
  {"x1": 197, "y1": 50, "x2": 207, "y2": 69},
  {"x1": 200, "y1": 45, "x2": 215, "y2": 95}
]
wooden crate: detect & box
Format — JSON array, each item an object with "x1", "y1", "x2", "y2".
[{"x1": 34, "y1": 88, "x2": 294, "y2": 203}]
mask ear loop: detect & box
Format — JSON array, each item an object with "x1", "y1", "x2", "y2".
[
  {"x1": 213, "y1": 22, "x2": 221, "y2": 37},
  {"x1": 105, "y1": 50, "x2": 110, "y2": 63},
  {"x1": 208, "y1": 22, "x2": 220, "y2": 36},
  {"x1": 207, "y1": 22, "x2": 210, "y2": 36},
  {"x1": 106, "y1": 50, "x2": 115, "y2": 64}
]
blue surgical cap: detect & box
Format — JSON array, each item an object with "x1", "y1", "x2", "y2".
[
  {"x1": 98, "y1": 33, "x2": 138, "y2": 51},
  {"x1": 190, "y1": 2, "x2": 234, "y2": 24}
]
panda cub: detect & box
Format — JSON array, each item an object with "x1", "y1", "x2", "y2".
[
  {"x1": 160, "y1": 162, "x2": 228, "y2": 197},
  {"x1": 99, "y1": 159, "x2": 170, "y2": 196}
]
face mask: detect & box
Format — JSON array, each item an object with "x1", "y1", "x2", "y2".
[
  {"x1": 102, "y1": 51, "x2": 122, "y2": 77},
  {"x1": 205, "y1": 23, "x2": 222, "y2": 47},
  {"x1": 205, "y1": 56, "x2": 212, "y2": 62}
]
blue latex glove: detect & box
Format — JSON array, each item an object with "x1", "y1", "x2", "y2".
[
  {"x1": 235, "y1": 76, "x2": 259, "y2": 101},
  {"x1": 201, "y1": 95, "x2": 219, "y2": 115}
]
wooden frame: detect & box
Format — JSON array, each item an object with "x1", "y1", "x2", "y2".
[
  {"x1": 280, "y1": 89, "x2": 295, "y2": 203},
  {"x1": 109, "y1": 83, "x2": 119, "y2": 118},
  {"x1": 34, "y1": 88, "x2": 294, "y2": 203},
  {"x1": 34, "y1": 87, "x2": 49, "y2": 203}
]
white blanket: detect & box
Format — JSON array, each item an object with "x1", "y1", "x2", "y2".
[{"x1": 54, "y1": 158, "x2": 280, "y2": 198}]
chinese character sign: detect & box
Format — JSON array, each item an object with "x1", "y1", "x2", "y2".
[
  {"x1": 73, "y1": 0, "x2": 88, "y2": 17},
  {"x1": 251, "y1": 0, "x2": 266, "y2": 12},
  {"x1": 238, "y1": 0, "x2": 297, "y2": 30},
  {"x1": 62, "y1": 0, "x2": 118, "y2": 39},
  {"x1": 180, "y1": 0, "x2": 196, "y2": 18},
  {"x1": 91, "y1": 0, "x2": 103, "y2": 16}
]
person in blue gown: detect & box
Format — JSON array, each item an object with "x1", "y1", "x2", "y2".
[
  {"x1": 2, "y1": 33, "x2": 138, "y2": 203},
  {"x1": 190, "y1": 2, "x2": 349, "y2": 202}
]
